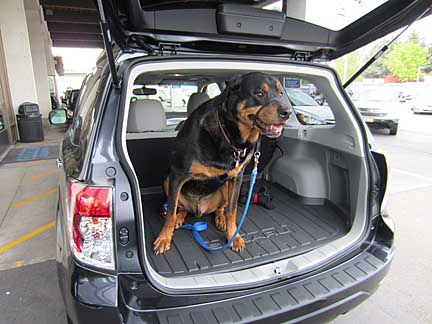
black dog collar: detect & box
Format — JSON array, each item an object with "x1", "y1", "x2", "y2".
[{"x1": 216, "y1": 110, "x2": 261, "y2": 168}]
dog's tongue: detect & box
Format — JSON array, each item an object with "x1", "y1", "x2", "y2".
[{"x1": 266, "y1": 124, "x2": 283, "y2": 134}]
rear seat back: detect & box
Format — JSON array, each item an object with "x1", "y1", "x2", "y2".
[
  {"x1": 187, "y1": 92, "x2": 210, "y2": 115},
  {"x1": 127, "y1": 99, "x2": 166, "y2": 132},
  {"x1": 126, "y1": 98, "x2": 177, "y2": 188}
]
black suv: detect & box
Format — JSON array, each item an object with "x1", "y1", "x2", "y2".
[{"x1": 47, "y1": 1, "x2": 429, "y2": 323}]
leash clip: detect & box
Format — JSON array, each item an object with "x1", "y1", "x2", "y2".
[{"x1": 253, "y1": 151, "x2": 261, "y2": 171}]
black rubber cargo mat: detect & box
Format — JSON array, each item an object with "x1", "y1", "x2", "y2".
[{"x1": 143, "y1": 183, "x2": 348, "y2": 277}]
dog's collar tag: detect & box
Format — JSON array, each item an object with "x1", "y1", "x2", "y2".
[{"x1": 233, "y1": 148, "x2": 247, "y2": 167}]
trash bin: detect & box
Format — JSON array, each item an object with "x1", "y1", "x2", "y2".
[{"x1": 16, "y1": 102, "x2": 44, "y2": 142}]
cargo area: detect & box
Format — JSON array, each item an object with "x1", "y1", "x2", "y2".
[
  {"x1": 141, "y1": 181, "x2": 348, "y2": 277},
  {"x1": 124, "y1": 63, "x2": 368, "y2": 285}
]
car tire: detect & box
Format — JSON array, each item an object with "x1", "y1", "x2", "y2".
[{"x1": 389, "y1": 124, "x2": 398, "y2": 135}]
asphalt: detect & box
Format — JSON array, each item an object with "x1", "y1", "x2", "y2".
[{"x1": 0, "y1": 108, "x2": 432, "y2": 324}]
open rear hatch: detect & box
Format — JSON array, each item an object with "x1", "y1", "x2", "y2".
[{"x1": 100, "y1": 0, "x2": 431, "y2": 61}]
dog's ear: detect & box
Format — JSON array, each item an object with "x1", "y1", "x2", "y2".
[{"x1": 225, "y1": 74, "x2": 242, "y2": 94}]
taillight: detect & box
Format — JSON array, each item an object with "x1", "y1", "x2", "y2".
[{"x1": 68, "y1": 180, "x2": 114, "y2": 269}]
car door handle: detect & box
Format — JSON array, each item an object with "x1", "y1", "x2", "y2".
[{"x1": 56, "y1": 157, "x2": 63, "y2": 169}]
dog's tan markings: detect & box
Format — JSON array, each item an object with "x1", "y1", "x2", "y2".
[
  {"x1": 174, "y1": 210, "x2": 188, "y2": 229},
  {"x1": 262, "y1": 83, "x2": 270, "y2": 93},
  {"x1": 275, "y1": 81, "x2": 282, "y2": 91},
  {"x1": 189, "y1": 161, "x2": 225, "y2": 178},
  {"x1": 154, "y1": 176, "x2": 189, "y2": 254},
  {"x1": 189, "y1": 154, "x2": 253, "y2": 179},
  {"x1": 236, "y1": 101, "x2": 261, "y2": 143},
  {"x1": 226, "y1": 177, "x2": 245, "y2": 252},
  {"x1": 258, "y1": 104, "x2": 280, "y2": 124},
  {"x1": 239, "y1": 123, "x2": 260, "y2": 143}
]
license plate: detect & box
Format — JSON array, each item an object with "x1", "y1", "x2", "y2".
[{"x1": 364, "y1": 117, "x2": 374, "y2": 123}]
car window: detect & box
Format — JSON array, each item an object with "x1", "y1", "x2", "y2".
[
  {"x1": 144, "y1": 83, "x2": 198, "y2": 113},
  {"x1": 70, "y1": 70, "x2": 102, "y2": 146},
  {"x1": 283, "y1": 78, "x2": 335, "y2": 126}
]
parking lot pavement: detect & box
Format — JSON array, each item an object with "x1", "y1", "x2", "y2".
[
  {"x1": 0, "y1": 260, "x2": 65, "y2": 324},
  {"x1": 333, "y1": 107, "x2": 432, "y2": 324},
  {"x1": 1, "y1": 109, "x2": 431, "y2": 324}
]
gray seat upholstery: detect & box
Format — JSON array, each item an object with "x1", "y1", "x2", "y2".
[
  {"x1": 127, "y1": 99, "x2": 166, "y2": 132},
  {"x1": 187, "y1": 92, "x2": 210, "y2": 116}
]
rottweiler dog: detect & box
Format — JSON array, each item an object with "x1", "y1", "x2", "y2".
[{"x1": 153, "y1": 72, "x2": 292, "y2": 254}]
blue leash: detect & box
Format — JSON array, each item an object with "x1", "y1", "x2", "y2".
[{"x1": 179, "y1": 151, "x2": 260, "y2": 252}]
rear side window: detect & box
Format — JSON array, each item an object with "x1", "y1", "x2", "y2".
[
  {"x1": 63, "y1": 68, "x2": 105, "y2": 178},
  {"x1": 283, "y1": 77, "x2": 335, "y2": 126},
  {"x1": 136, "y1": 83, "x2": 198, "y2": 113}
]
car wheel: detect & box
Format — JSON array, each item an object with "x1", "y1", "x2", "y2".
[{"x1": 389, "y1": 124, "x2": 398, "y2": 135}]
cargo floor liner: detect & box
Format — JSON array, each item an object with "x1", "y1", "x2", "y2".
[{"x1": 143, "y1": 183, "x2": 348, "y2": 277}]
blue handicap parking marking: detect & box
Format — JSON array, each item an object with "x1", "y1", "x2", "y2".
[
  {"x1": 39, "y1": 146, "x2": 49, "y2": 158},
  {"x1": 16, "y1": 147, "x2": 41, "y2": 162}
]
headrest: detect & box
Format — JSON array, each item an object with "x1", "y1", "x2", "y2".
[
  {"x1": 127, "y1": 99, "x2": 166, "y2": 132},
  {"x1": 187, "y1": 92, "x2": 210, "y2": 115}
]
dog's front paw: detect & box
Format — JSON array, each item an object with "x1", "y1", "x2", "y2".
[
  {"x1": 153, "y1": 231, "x2": 172, "y2": 254},
  {"x1": 215, "y1": 214, "x2": 226, "y2": 231},
  {"x1": 229, "y1": 234, "x2": 245, "y2": 252}
]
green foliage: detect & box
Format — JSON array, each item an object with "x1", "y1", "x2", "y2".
[
  {"x1": 425, "y1": 47, "x2": 432, "y2": 73},
  {"x1": 332, "y1": 51, "x2": 361, "y2": 83},
  {"x1": 386, "y1": 41, "x2": 428, "y2": 81},
  {"x1": 363, "y1": 39, "x2": 392, "y2": 78}
]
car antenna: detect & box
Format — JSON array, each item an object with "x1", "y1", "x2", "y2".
[{"x1": 343, "y1": 7, "x2": 431, "y2": 88}]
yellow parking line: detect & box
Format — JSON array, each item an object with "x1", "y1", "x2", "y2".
[
  {"x1": 15, "y1": 260, "x2": 24, "y2": 267},
  {"x1": 0, "y1": 221, "x2": 55, "y2": 254},
  {"x1": 22, "y1": 169, "x2": 60, "y2": 183},
  {"x1": 11, "y1": 188, "x2": 58, "y2": 209}
]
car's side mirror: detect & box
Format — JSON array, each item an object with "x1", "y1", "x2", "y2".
[{"x1": 49, "y1": 109, "x2": 68, "y2": 125}]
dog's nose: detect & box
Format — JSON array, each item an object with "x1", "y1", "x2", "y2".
[{"x1": 278, "y1": 107, "x2": 291, "y2": 120}]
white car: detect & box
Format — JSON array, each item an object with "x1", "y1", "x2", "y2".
[
  {"x1": 411, "y1": 88, "x2": 432, "y2": 114},
  {"x1": 351, "y1": 87, "x2": 401, "y2": 135}
]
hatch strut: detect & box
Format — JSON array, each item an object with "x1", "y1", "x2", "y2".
[
  {"x1": 343, "y1": 7, "x2": 431, "y2": 88},
  {"x1": 96, "y1": 0, "x2": 120, "y2": 89}
]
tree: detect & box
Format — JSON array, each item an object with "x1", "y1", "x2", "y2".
[
  {"x1": 332, "y1": 51, "x2": 361, "y2": 83},
  {"x1": 424, "y1": 46, "x2": 432, "y2": 73},
  {"x1": 386, "y1": 41, "x2": 428, "y2": 81},
  {"x1": 363, "y1": 38, "x2": 392, "y2": 78}
]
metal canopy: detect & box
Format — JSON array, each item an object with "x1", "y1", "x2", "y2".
[{"x1": 40, "y1": 0, "x2": 103, "y2": 48}]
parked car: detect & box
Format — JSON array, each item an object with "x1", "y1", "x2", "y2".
[
  {"x1": 351, "y1": 87, "x2": 401, "y2": 135},
  {"x1": 45, "y1": 0, "x2": 429, "y2": 323},
  {"x1": 411, "y1": 88, "x2": 432, "y2": 114},
  {"x1": 285, "y1": 88, "x2": 335, "y2": 125}
]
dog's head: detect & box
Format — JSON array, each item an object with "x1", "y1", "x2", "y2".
[{"x1": 224, "y1": 72, "x2": 292, "y2": 139}]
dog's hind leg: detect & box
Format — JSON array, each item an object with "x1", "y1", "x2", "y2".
[{"x1": 154, "y1": 174, "x2": 188, "y2": 254}]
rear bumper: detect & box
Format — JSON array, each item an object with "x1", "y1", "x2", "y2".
[
  {"x1": 412, "y1": 106, "x2": 432, "y2": 113},
  {"x1": 363, "y1": 117, "x2": 398, "y2": 130},
  {"x1": 59, "y1": 243, "x2": 393, "y2": 324}
]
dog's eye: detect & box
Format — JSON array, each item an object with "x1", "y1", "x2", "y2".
[{"x1": 256, "y1": 91, "x2": 265, "y2": 98}]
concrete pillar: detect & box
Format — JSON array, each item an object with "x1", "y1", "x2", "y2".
[
  {"x1": 0, "y1": 0, "x2": 38, "y2": 115},
  {"x1": 25, "y1": 0, "x2": 52, "y2": 117}
]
